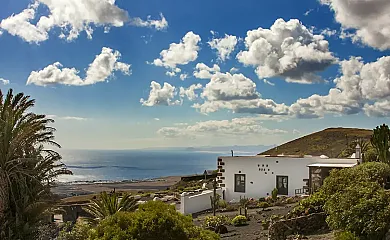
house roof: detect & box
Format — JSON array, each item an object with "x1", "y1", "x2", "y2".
[{"x1": 307, "y1": 162, "x2": 357, "y2": 168}]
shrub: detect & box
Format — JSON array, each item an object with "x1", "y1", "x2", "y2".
[
  {"x1": 261, "y1": 220, "x2": 270, "y2": 230},
  {"x1": 257, "y1": 201, "x2": 270, "y2": 210},
  {"x1": 225, "y1": 204, "x2": 237, "y2": 212},
  {"x1": 284, "y1": 197, "x2": 295, "y2": 204},
  {"x1": 325, "y1": 181, "x2": 390, "y2": 239},
  {"x1": 291, "y1": 191, "x2": 326, "y2": 216},
  {"x1": 218, "y1": 200, "x2": 228, "y2": 209},
  {"x1": 231, "y1": 215, "x2": 247, "y2": 226},
  {"x1": 271, "y1": 188, "x2": 278, "y2": 200},
  {"x1": 58, "y1": 221, "x2": 90, "y2": 240},
  {"x1": 258, "y1": 197, "x2": 266, "y2": 202},
  {"x1": 269, "y1": 214, "x2": 281, "y2": 223},
  {"x1": 321, "y1": 162, "x2": 390, "y2": 197},
  {"x1": 203, "y1": 215, "x2": 230, "y2": 230},
  {"x1": 90, "y1": 201, "x2": 219, "y2": 240},
  {"x1": 334, "y1": 231, "x2": 360, "y2": 240}
]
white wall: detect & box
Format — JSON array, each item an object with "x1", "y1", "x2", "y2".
[
  {"x1": 219, "y1": 156, "x2": 358, "y2": 202},
  {"x1": 180, "y1": 188, "x2": 223, "y2": 215}
]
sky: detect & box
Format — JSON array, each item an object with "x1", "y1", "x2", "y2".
[{"x1": 1, "y1": 0, "x2": 390, "y2": 150}]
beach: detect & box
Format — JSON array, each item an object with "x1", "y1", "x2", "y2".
[{"x1": 53, "y1": 176, "x2": 182, "y2": 198}]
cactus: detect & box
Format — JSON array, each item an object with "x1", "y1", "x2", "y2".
[
  {"x1": 210, "y1": 178, "x2": 220, "y2": 216},
  {"x1": 239, "y1": 196, "x2": 249, "y2": 218},
  {"x1": 371, "y1": 124, "x2": 390, "y2": 164}
]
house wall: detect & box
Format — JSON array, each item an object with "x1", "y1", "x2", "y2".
[
  {"x1": 218, "y1": 156, "x2": 358, "y2": 202},
  {"x1": 180, "y1": 188, "x2": 222, "y2": 215}
]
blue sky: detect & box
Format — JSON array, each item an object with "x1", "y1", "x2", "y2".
[{"x1": 1, "y1": 0, "x2": 390, "y2": 149}]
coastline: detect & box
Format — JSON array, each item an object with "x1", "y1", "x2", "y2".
[{"x1": 52, "y1": 175, "x2": 182, "y2": 198}]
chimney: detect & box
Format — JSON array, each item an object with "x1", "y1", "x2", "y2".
[{"x1": 355, "y1": 143, "x2": 362, "y2": 164}]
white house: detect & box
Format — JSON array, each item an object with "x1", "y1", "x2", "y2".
[{"x1": 217, "y1": 146, "x2": 362, "y2": 202}]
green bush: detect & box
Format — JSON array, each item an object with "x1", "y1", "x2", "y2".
[
  {"x1": 58, "y1": 221, "x2": 90, "y2": 240},
  {"x1": 258, "y1": 197, "x2": 266, "y2": 202},
  {"x1": 225, "y1": 204, "x2": 237, "y2": 212},
  {"x1": 257, "y1": 201, "x2": 270, "y2": 209},
  {"x1": 271, "y1": 188, "x2": 278, "y2": 200},
  {"x1": 291, "y1": 191, "x2": 326, "y2": 216},
  {"x1": 90, "y1": 201, "x2": 219, "y2": 240},
  {"x1": 321, "y1": 162, "x2": 390, "y2": 197},
  {"x1": 203, "y1": 215, "x2": 230, "y2": 230},
  {"x1": 218, "y1": 200, "x2": 228, "y2": 209},
  {"x1": 231, "y1": 215, "x2": 247, "y2": 226},
  {"x1": 284, "y1": 197, "x2": 295, "y2": 204},
  {"x1": 334, "y1": 231, "x2": 360, "y2": 240},
  {"x1": 325, "y1": 181, "x2": 390, "y2": 240},
  {"x1": 261, "y1": 220, "x2": 270, "y2": 230}
]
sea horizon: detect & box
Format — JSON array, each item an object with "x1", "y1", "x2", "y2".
[{"x1": 56, "y1": 148, "x2": 267, "y2": 183}]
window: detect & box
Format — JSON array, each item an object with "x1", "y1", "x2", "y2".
[
  {"x1": 234, "y1": 174, "x2": 246, "y2": 193},
  {"x1": 276, "y1": 176, "x2": 288, "y2": 195}
]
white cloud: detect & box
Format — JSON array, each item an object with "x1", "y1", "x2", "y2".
[
  {"x1": 154, "y1": 118, "x2": 160, "y2": 121},
  {"x1": 179, "y1": 74, "x2": 188, "y2": 81},
  {"x1": 0, "y1": 2, "x2": 48, "y2": 43},
  {"x1": 157, "y1": 117, "x2": 287, "y2": 138},
  {"x1": 363, "y1": 101, "x2": 390, "y2": 118},
  {"x1": 201, "y1": 72, "x2": 259, "y2": 101},
  {"x1": 230, "y1": 67, "x2": 239, "y2": 73},
  {"x1": 0, "y1": 78, "x2": 10, "y2": 85},
  {"x1": 47, "y1": 115, "x2": 88, "y2": 121},
  {"x1": 27, "y1": 47, "x2": 131, "y2": 86},
  {"x1": 288, "y1": 56, "x2": 390, "y2": 118},
  {"x1": 0, "y1": 0, "x2": 168, "y2": 43},
  {"x1": 129, "y1": 13, "x2": 168, "y2": 31},
  {"x1": 293, "y1": 129, "x2": 301, "y2": 135},
  {"x1": 237, "y1": 18, "x2": 337, "y2": 84},
  {"x1": 193, "y1": 71, "x2": 289, "y2": 116},
  {"x1": 263, "y1": 79, "x2": 275, "y2": 86},
  {"x1": 304, "y1": 9, "x2": 313, "y2": 16},
  {"x1": 140, "y1": 81, "x2": 180, "y2": 106},
  {"x1": 193, "y1": 63, "x2": 220, "y2": 79},
  {"x1": 179, "y1": 84, "x2": 202, "y2": 101},
  {"x1": 320, "y1": 0, "x2": 390, "y2": 50},
  {"x1": 320, "y1": 28, "x2": 337, "y2": 37},
  {"x1": 152, "y1": 31, "x2": 201, "y2": 71},
  {"x1": 208, "y1": 33, "x2": 238, "y2": 61}
]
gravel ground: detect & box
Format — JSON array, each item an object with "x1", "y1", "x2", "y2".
[{"x1": 194, "y1": 204, "x2": 334, "y2": 240}]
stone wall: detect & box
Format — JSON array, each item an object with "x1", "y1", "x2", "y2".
[{"x1": 268, "y1": 213, "x2": 328, "y2": 240}]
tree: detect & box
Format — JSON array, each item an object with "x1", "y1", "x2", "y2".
[
  {"x1": 89, "y1": 201, "x2": 220, "y2": 240},
  {"x1": 370, "y1": 124, "x2": 390, "y2": 164},
  {"x1": 83, "y1": 191, "x2": 138, "y2": 222},
  {"x1": 340, "y1": 138, "x2": 370, "y2": 161},
  {"x1": 0, "y1": 89, "x2": 72, "y2": 239}
]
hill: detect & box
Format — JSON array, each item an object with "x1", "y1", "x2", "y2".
[{"x1": 259, "y1": 127, "x2": 373, "y2": 158}]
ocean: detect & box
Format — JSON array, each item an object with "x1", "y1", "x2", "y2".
[{"x1": 56, "y1": 149, "x2": 250, "y2": 183}]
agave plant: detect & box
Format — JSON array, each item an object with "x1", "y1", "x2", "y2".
[
  {"x1": 0, "y1": 89, "x2": 72, "y2": 239},
  {"x1": 83, "y1": 191, "x2": 138, "y2": 222}
]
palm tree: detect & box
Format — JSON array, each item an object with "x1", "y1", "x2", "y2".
[
  {"x1": 83, "y1": 191, "x2": 138, "y2": 222},
  {"x1": 342, "y1": 138, "x2": 370, "y2": 161},
  {"x1": 0, "y1": 89, "x2": 72, "y2": 239}
]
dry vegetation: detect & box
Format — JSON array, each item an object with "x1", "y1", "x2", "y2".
[{"x1": 260, "y1": 128, "x2": 372, "y2": 158}]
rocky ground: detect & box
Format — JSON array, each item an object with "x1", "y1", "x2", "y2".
[{"x1": 194, "y1": 205, "x2": 334, "y2": 240}]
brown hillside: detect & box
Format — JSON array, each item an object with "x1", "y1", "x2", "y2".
[{"x1": 260, "y1": 127, "x2": 373, "y2": 158}]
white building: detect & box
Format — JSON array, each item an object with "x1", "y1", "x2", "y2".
[{"x1": 217, "y1": 147, "x2": 361, "y2": 202}]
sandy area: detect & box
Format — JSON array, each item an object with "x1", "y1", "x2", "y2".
[{"x1": 52, "y1": 176, "x2": 181, "y2": 198}]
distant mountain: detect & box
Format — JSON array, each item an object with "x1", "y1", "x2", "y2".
[
  {"x1": 260, "y1": 127, "x2": 372, "y2": 158},
  {"x1": 142, "y1": 145, "x2": 275, "y2": 155},
  {"x1": 185, "y1": 145, "x2": 275, "y2": 155}
]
